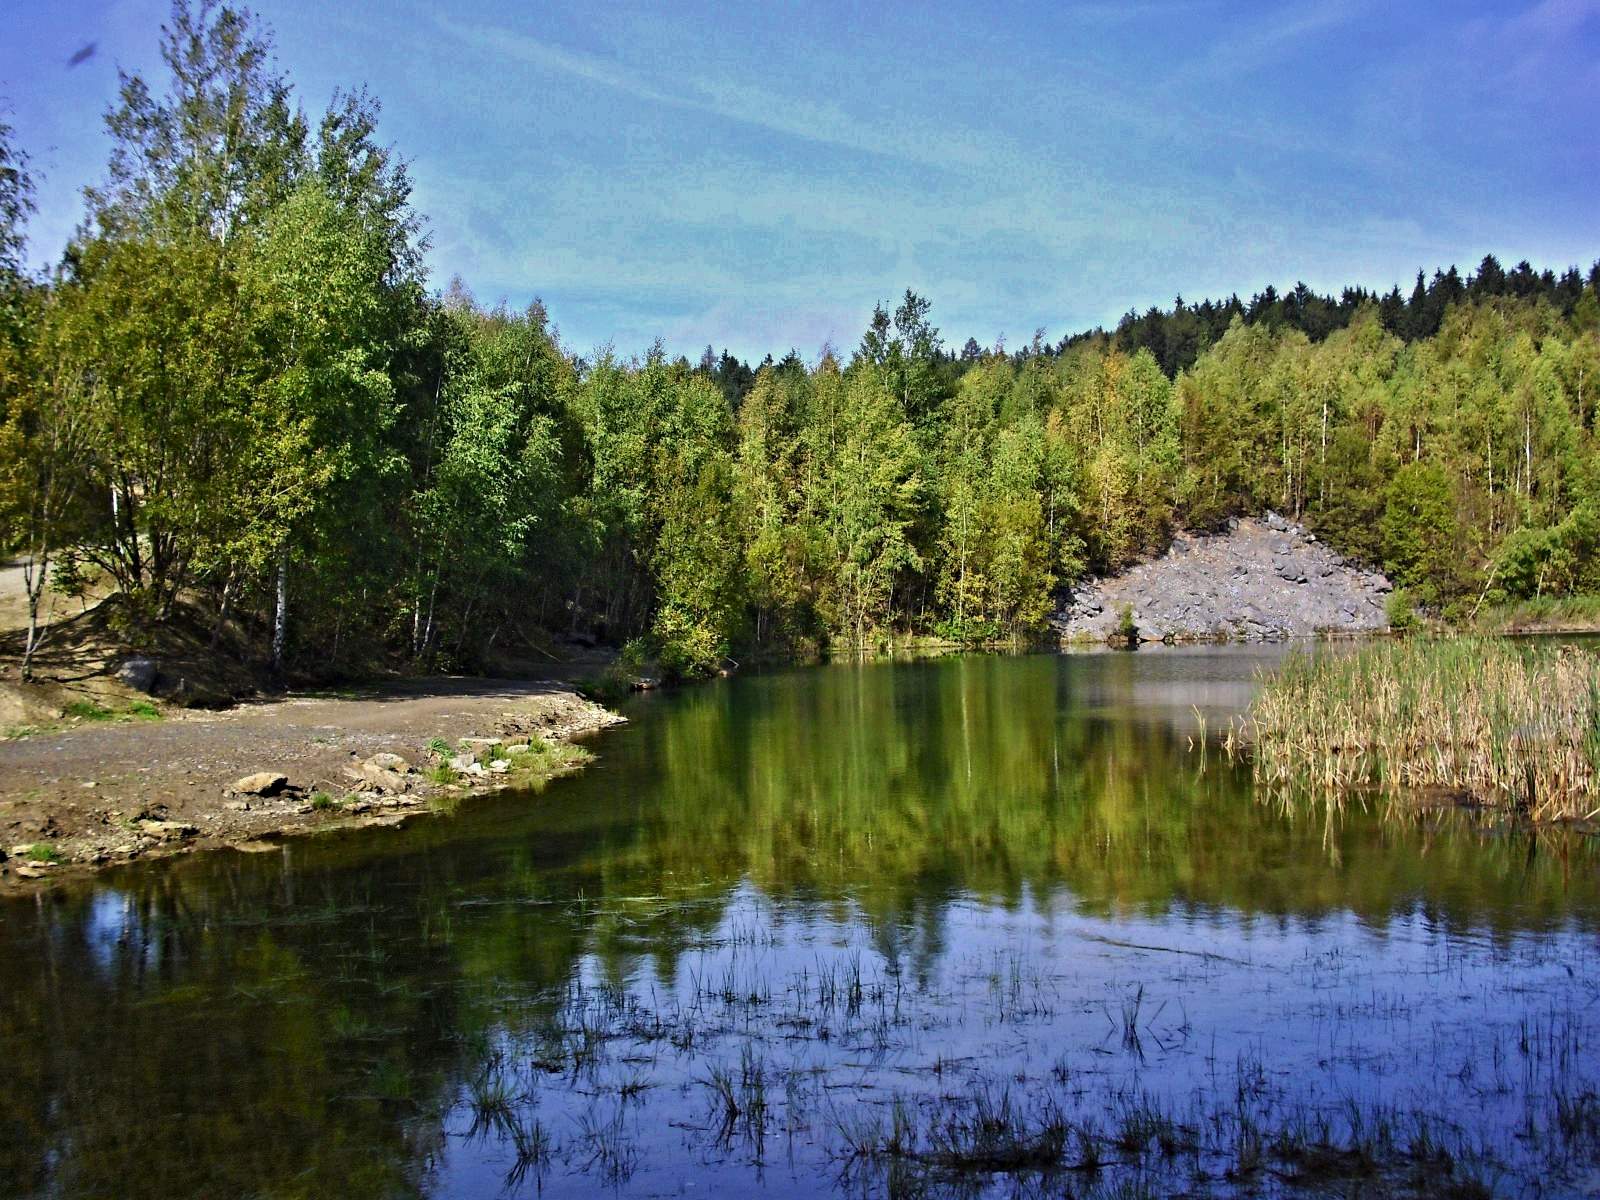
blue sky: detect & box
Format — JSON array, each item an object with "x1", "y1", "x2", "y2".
[{"x1": 4, "y1": 0, "x2": 1598, "y2": 361}]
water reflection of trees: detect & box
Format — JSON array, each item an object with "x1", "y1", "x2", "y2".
[
  {"x1": 4, "y1": 653, "x2": 1597, "y2": 1195},
  {"x1": 601, "y1": 655, "x2": 1600, "y2": 941}
]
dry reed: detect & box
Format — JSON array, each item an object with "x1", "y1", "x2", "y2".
[{"x1": 1243, "y1": 639, "x2": 1600, "y2": 822}]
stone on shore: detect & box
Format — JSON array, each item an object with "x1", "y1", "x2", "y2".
[{"x1": 230, "y1": 771, "x2": 290, "y2": 797}]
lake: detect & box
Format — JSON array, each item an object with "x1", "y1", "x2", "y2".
[{"x1": 4, "y1": 647, "x2": 1598, "y2": 1198}]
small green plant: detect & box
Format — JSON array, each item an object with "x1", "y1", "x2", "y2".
[
  {"x1": 62, "y1": 699, "x2": 114, "y2": 721},
  {"x1": 424, "y1": 762, "x2": 458, "y2": 786},
  {"x1": 309, "y1": 792, "x2": 341, "y2": 811},
  {"x1": 1115, "y1": 603, "x2": 1139, "y2": 643},
  {"x1": 50, "y1": 551, "x2": 92, "y2": 603},
  {"x1": 127, "y1": 700, "x2": 161, "y2": 720},
  {"x1": 620, "y1": 637, "x2": 650, "y2": 668},
  {"x1": 426, "y1": 735, "x2": 453, "y2": 758},
  {"x1": 578, "y1": 664, "x2": 635, "y2": 707},
  {"x1": 25, "y1": 843, "x2": 62, "y2": 863}
]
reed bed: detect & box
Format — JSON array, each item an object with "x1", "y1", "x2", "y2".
[{"x1": 1243, "y1": 638, "x2": 1600, "y2": 821}]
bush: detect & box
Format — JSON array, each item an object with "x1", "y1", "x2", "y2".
[
  {"x1": 1115, "y1": 604, "x2": 1139, "y2": 642},
  {"x1": 1385, "y1": 589, "x2": 1419, "y2": 633}
]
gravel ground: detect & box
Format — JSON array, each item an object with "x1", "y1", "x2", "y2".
[{"x1": 0, "y1": 676, "x2": 623, "y2": 892}]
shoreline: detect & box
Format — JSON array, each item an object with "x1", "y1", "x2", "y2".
[{"x1": 0, "y1": 677, "x2": 625, "y2": 895}]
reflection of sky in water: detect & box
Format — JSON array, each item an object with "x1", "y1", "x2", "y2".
[
  {"x1": 84, "y1": 889, "x2": 135, "y2": 974},
  {"x1": 429, "y1": 880, "x2": 1599, "y2": 1198}
]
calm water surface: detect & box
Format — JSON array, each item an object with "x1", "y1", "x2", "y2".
[{"x1": 4, "y1": 647, "x2": 1598, "y2": 1197}]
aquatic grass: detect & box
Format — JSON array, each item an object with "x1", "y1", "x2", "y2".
[
  {"x1": 503, "y1": 1112, "x2": 554, "y2": 1191},
  {"x1": 1244, "y1": 638, "x2": 1600, "y2": 821},
  {"x1": 465, "y1": 1069, "x2": 519, "y2": 1136}
]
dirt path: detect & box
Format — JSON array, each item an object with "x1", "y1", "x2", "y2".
[{"x1": 0, "y1": 677, "x2": 624, "y2": 892}]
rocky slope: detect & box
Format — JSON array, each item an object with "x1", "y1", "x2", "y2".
[{"x1": 1053, "y1": 514, "x2": 1392, "y2": 642}]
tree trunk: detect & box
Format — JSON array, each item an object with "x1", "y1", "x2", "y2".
[
  {"x1": 272, "y1": 550, "x2": 289, "y2": 674},
  {"x1": 21, "y1": 553, "x2": 46, "y2": 682}
]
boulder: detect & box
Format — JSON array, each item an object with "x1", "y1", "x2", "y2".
[
  {"x1": 341, "y1": 761, "x2": 411, "y2": 793},
  {"x1": 231, "y1": 772, "x2": 289, "y2": 797},
  {"x1": 116, "y1": 657, "x2": 159, "y2": 693}
]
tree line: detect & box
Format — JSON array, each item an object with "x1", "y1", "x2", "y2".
[{"x1": 1, "y1": 3, "x2": 1597, "y2": 680}]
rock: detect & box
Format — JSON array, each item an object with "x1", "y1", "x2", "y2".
[
  {"x1": 448, "y1": 754, "x2": 476, "y2": 772},
  {"x1": 488, "y1": 759, "x2": 511, "y2": 774},
  {"x1": 501, "y1": 743, "x2": 532, "y2": 756},
  {"x1": 364, "y1": 752, "x2": 413, "y2": 774},
  {"x1": 459, "y1": 737, "x2": 503, "y2": 753},
  {"x1": 341, "y1": 761, "x2": 411, "y2": 794},
  {"x1": 116, "y1": 657, "x2": 159, "y2": 693},
  {"x1": 231, "y1": 772, "x2": 289, "y2": 797},
  {"x1": 136, "y1": 819, "x2": 197, "y2": 840}
]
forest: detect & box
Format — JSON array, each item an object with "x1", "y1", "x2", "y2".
[{"x1": 1, "y1": 3, "x2": 1597, "y2": 681}]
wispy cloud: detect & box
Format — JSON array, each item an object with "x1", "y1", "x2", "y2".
[
  {"x1": 1163, "y1": 0, "x2": 1366, "y2": 89},
  {"x1": 435, "y1": 15, "x2": 989, "y2": 174}
]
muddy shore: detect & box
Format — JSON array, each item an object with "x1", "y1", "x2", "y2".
[{"x1": 0, "y1": 677, "x2": 623, "y2": 894}]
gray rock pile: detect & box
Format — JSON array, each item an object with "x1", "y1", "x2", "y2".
[{"x1": 1053, "y1": 513, "x2": 1392, "y2": 642}]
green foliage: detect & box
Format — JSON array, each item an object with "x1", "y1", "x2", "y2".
[
  {"x1": 2, "y1": 3, "x2": 1598, "y2": 681},
  {"x1": 1115, "y1": 604, "x2": 1138, "y2": 642},
  {"x1": 1384, "y1": 589, "x2": 1420, "y2": 633},
  {"x1": 1381, "y1": 462, "x2": 1460, "y2": 605}
]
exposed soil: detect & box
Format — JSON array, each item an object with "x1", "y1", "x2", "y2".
[{"x1": 0, "y1": 676, "x2": 624, "y2": 893}]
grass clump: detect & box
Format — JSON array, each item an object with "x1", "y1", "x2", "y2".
[
  {"x1": 24, "y1": 843, "x2": 63, "y2": 863},
  {"x1": 309, "y1": 792, "x2": 341, "y2": 811},
  {"x1": 1247, "y1": 638, "x2": 1600, "y2": 821},
  {"x1": 62, "y1": 699, "x2": 115, "y2": 721},
  {"x1": 503, "y1": 735, "x2": 593, "y2": 777}
]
